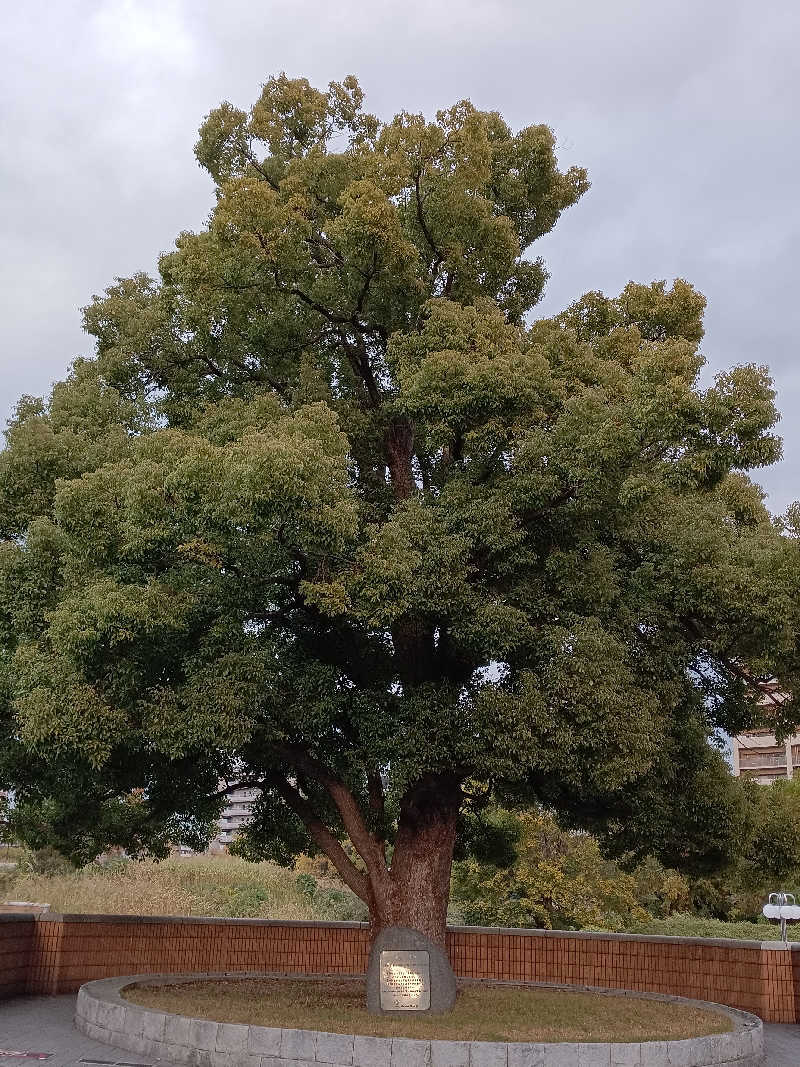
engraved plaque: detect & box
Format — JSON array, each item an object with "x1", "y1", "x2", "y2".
[{"x1": 379, "y1": 949, "x2": 431, "y2": 1011}]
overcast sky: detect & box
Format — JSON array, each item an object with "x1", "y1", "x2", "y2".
[{"x1": 2, "y1": 0, "x2": 798, "y2": 512}]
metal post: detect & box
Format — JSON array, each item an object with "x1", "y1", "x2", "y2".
[{"x1": 764, "y1": 891, "x2": 796, "y2": 944}]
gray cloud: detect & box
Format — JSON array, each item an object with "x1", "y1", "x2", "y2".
[{"x1": 2, "y1": 0, "x2": 797, "y2": 510}]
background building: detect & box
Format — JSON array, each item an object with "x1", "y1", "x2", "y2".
[
  {"x1": 207, "y1": 785, "x2": 260, "y2": 853},
  {"x1": 731, "y1": 684, "x2": 796, "y2": 785}
]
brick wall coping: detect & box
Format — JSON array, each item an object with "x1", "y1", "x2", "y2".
[
  {"x1": 74, "y1": 972, "x2": 765, "y2": 1067},
  {"x1": 0, "y1": 913, "x2": 34, "y2": 924},
  {"x1": 449, "y1": 924, "x2": 775, "y2": 950},
  {"x1": 21, "y1": 910, "x2": 789, "y2": 951},
  {"x1": 32, "y1": 912, "x2": 368, "y2": 928}
]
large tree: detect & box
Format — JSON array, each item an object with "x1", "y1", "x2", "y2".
[{"x1": 1, "y1": 75, "x2": 799, "y2": 945}]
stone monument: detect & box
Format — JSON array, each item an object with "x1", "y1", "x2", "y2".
[{"x1": 366, "y1": 926, "x2": 457, "y2": 1014}]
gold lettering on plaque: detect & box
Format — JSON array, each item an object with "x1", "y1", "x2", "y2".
[{"x1": 379, "y1": 950, "x2": 431, "y2": 1011}]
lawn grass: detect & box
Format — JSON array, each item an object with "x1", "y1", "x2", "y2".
[{"x1": 122, "y1": 978, "x2": 733, "y2": 1043}]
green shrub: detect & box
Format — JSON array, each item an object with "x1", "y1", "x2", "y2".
[
  {"x1": 625, "y1": 912, "x2": 798, "y2": 941},
  {"x1": 314, "y1": 887, "x2": 368, "y2": 922},
  {"x1": 295, "y1": 873, "x2": 318, "y2": 901}
]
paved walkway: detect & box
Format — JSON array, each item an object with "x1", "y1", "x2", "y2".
[
  {"x1": 0, "y1": 996, "x2": 154, "y2": 1067},
  {"x1": 1, "y1": 993, "x2": 799, "y2": 1065},
  {"x1": 760, "y1": 1022, "x2": 800, "y2": 1066}
]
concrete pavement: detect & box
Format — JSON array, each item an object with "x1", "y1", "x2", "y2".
[
  {"x1": 1, "y1": 993, "x2": 798, "y2": 1066},
  {"x1": 0, "y1": 996, "x2": 154, "y2": 1067}
]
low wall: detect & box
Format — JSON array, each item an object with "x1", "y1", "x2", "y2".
[
  {"x1": 2, "y1": 911, "x2": 799, "y2": 1024},
  {"x1": 75, "y1": 974, "x2": 765, "y2": 1067},
  {"x1": 29, "y1": 915, "x2": 370, "y2": 995},
  {"x1": 449, "y1": 927, "x2": 789, "y2": 1022},
  {"x1": 0, "y1": 914, "x2": 34, "y2": 998}
]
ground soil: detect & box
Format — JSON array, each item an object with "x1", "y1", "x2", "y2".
[{"x1": 122, "y1": 978, "x2": 734, "y2": 1043}]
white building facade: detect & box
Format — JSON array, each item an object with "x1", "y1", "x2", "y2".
[
  {"x1": 208, "y1": 785, "x2": 260, "y2": 852},
  {"x1": 731, "y1": 685, "x2": 796, "y2": 785}
]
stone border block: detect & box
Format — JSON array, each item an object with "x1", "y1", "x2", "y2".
[
  {"x1": 123, "y1": 1004, "x2": 148, "y2": 1036},
  {"x1": 576, "y1": 1044, "x2": 611, "y2": 1067},
  {"x1": 281, "y1": 1028, "x2": 316, "y2": 1060},
  {"x1": 508, "y1": 1043, "x2": 547, "y2": 1067},
  {"x1": 609, "y1": 1044, "x2": 640, "y2": 1066},
  {"x1": 216, "y1": 1022, "x2": 249, "y2": 1051},
  {"x1": 316, "y1": 1031, "x2": 354, "y2": 1064},
  {"x1": 390, "y1": 1037, "x2": 430, "y2": 1066},
  {"x1": 540, "y1": 1046, "x2": 578, "y2": 1067},
  {"x1": 141, "y1": 1008, "x2": 166, "y2": 1042},
  {"x1": 469, "y1": 1042, "x2": 508, "y2": 1066},
  {"x1": 164, "y1": 1013, "x2": 192, "y2": 1046},
  {"x1": 73, "y1": 973, "x2": 765, "y2": 1067},
  {"x1": 248, "y1": 1025, "x2": 283, "y2": 1055},
  {"x1": 431, "y1": 1039, "x2": 470, "y2": 1066},
  {"x1": 352, "y1": 1034, "x2": 385, "y2": 1066},
  {"x1": 189, "y1": 1017, "x2": 220, "y2": 1051}
]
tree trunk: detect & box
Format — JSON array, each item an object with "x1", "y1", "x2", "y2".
[
  {"x1": 367, "y1": 773, "x2": 462, "y2": 946},
  {"x1": 384, "y1": 417, "x2": 415, "y2": 501}
]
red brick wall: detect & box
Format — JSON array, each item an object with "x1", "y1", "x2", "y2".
[
  {"x1": 27, "y1": 916, "x2": 370, "y2": 996},
  {"x1": 26, "y1": 914, "x2": 64, "y2": 995},
  {"x1": 0, "y1": 915, "x2": 34, "y2": 998},
  {"x1": 3, "y1": 912, "x2": 799, "y2": 1023},
  {"x1": 761, "y1": 942, "x2": 796, "y2": 1023},
  {"x1": 448, "y1": 928, "x2": 770, "y2": 1018}
]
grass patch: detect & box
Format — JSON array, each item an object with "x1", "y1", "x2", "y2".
[
  {"x1": 625, "y1": 912, "x2": 798, "y2": 941},
  {"x1": 3, "y1": 855, "x2": 789, "y2": 945},
  {"x1": 2, "y1": 855, "x2": 366, "y2": 922},
  {"x1": 122, "y1": 978, "x2": 733, "y2": 1043}
]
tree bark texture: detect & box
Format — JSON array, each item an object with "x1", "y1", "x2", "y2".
[
  {"x1": 366, "y1": 774, "x2": 462, "y2": 946},
  {"x1": 274, "y1": 756, "x2": 462, "y2": 948},
  {"x1": 384, "y1": 417, "x2": 415, "y2": 501}
]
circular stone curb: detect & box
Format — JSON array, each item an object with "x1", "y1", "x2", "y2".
[{"x1": 74, "y1": 972, "x2": 765, "y2": 1067}]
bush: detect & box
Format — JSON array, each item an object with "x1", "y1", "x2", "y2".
[
  {"x1": 625, "y1": 912, "x2": 797, "y2": 941},
  {"x1": 18, "y1": 846, "x2": 73, "y2": 876},
  {"x1": 314, "y1": 887, "x2": 368, "y2": 922},
  {"x1": 452, "y1": 811, "x2": 651, "y2": 932},
  {"x1": 295, "y1": 873, "x2": 318, "y2": 901}
]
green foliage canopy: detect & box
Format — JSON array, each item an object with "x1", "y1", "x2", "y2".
[
  {"x1": 453, "y1": 809, "x2": 667, "y2": 931},
  {"x1": 0, "y1": 75, "x2": 798, "y2": 927},
  {"x1": 453, "y1": 792, "x2": 800, "y2": 932}
]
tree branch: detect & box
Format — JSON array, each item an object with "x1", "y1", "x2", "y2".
[
  {"x1": 414, "y1": 173, "x2": 444, "y2": 284},
  {"x1": 252, "y1": 232, "x2": 385, "y2": 408},
  {"x1": 268, "y1": 774, "x2": 371, "y2": 903},
  {"x1": 239, "y1": 140, "x2": 281, "y2": 191},
  {"x1": 367, "y1": 770, "x2": 385, "y2": 820},
  {"x1": 682, "y1": 615, "x2": 792, "y2": 714},
  {"x1": 719, "y1": 656, "x2": 789, "y2": 710},
  {"x1": 184, "y1": 339, "x2": 289, "y2": 400},
  {"x1": 366, "y1": 769, "x2": 387, "y2": 863},
  {"x1": 275, "y1": 746, "x2": 390, "y2": 884},
  {"x1": 339, "y1": 329, "x2": 382, "y2": 408}
]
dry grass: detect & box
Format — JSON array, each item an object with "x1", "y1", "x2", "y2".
[
  {"x1": 122, "y1": 978, "x2": 733, "y2": 1043},
  {"x1": 3, "y1": 855, "x2": 364, "y2": 921}
]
